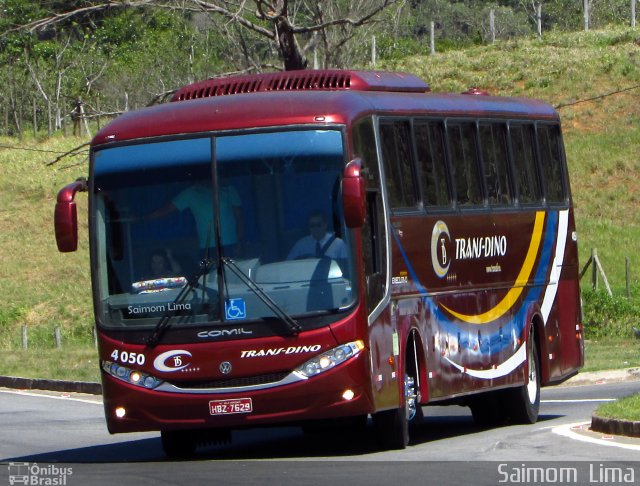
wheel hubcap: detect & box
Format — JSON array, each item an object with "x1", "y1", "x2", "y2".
[
  {"x1": 526, "y1": 345, "x2": 538, "y2": 404},
  {"x1": 405, "y1": 374, "x2": 418, "y2": 420}
]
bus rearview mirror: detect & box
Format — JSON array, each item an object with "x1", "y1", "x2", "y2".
[
  {"x1": 342, "y1": 158, "x2": 366, "y2": 228},
  {"x1": 55, "y1": 178, "x2": 88, "y2": 253}
]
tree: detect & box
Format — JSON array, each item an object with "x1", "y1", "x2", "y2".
[{"x1": 11, "y1": 0, "x2": 399, "y2": 71}]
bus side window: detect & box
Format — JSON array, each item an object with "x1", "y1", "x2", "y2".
[
  {"x1": 446, "y1": 121, "x2": 483, "y2": 207},
  {"x1": 379, "y1": 120, "x2": 419, "y2": 210},
  {"x1": 510, "y1": 123, "x2": 542, "y2": 204},
  {"x1": 414, "y1": 121, "x2": 450, "y2": 207},
  {"x1": 479, "y1": 122, "x2": 512, "y2": 206},
  {"x1": 537, "y1": 124, "x2": 566, "y2": 204}
]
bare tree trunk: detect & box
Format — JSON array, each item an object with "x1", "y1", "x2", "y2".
[{"x1": 276, "y1": 18, "x2": 308, "y2": 71}]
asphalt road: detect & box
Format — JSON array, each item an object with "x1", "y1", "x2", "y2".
[{"x1": 0, "y1": 380, "x2": 639, "y2": 485}]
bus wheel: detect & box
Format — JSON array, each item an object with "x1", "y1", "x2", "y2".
[
  {"x1": 509, "y1": 327, "x2": 541, "y2": 424},
  {"x1": 373, "y1": 402, "x2": 409, "y2": 450},
  {"x1": 161, "y1": 430, "x2": 197, "y2": 458},
  {"x1": 406, "y1": 373, "x2": 424, "y2": 426},
  {"x1": 373, "y1": 369, "x2": 418, "y2": 449}
]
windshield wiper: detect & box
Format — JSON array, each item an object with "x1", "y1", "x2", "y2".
[
  {"x1": 145, "y1": 257, "x2": 214, "y2": 348},
  {"x1": 222, "y1": 257, "x2": 301, "y2": 336}
]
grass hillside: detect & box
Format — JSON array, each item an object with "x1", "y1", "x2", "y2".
[
  {"x1": 380, "y1": 28, "x2": 640, "y2": 292},
  {"x1": 0, "y1": 28, "x2": 638, "y2": 380},
  {"x1": 381, "y1": 28, "x2": 640, "y2": 341}
]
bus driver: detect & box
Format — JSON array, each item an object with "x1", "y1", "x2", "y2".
[{"x1": 287, "y1": 211, "x2": 347, "y2": 261}]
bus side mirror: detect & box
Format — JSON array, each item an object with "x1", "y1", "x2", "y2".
[
  {"x1": 342, "y1": 158, "x2": 366, "y2": 228},
  {"x1": 55, "y1": 178, "x2": 88, "y2": 252}
]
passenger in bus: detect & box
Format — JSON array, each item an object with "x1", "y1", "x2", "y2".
[
  {"x1": 287, "y1": 211, "x2": 347, "y2": 261},
  {"x1": 146, "y1": 181, "x2": 244, "y2": 256},
  {"x1": 148, "y1": 248, "x2": 182, "y2": 278}
]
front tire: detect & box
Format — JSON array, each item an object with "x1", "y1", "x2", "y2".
[
  {"x1": 372, "y1": 403, "x2": 409, "y2": 450},
  {"x1": 373, "y1": 364, "x2": 421, "y2": 450}
]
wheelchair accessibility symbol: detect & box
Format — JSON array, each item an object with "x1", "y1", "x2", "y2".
[{"x1": 225, "y1": 298, "x2": 247, "y2": 320}]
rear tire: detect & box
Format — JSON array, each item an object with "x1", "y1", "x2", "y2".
[{"x1": 509, "y1": 326, "x2": 541, "y2": 424}]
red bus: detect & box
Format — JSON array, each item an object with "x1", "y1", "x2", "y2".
[{"x1": 55, "y1": 70, "x2": 583, "y2": 455}]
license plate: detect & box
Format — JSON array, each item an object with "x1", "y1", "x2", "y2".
[{"x1": 209, "y1": 398, "x2": 253, "y2": 416}]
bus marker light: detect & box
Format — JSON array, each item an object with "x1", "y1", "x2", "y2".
[
  {"x1": 548, "y1": 335, "x2": 554, "y2": 342},
  {"x1": 115, "y1": 407, "x2": 126, "y2": 418},
  {"x1": 342, "y1": 389, "x2": 355, "y2": 401}
]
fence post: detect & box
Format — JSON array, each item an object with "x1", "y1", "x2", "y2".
[
  {"x1": 32, "y1": 98, "x2": 37, "y2": 138},
  {"x1": 584, "y1": 0, "x2": 590, "y2": 31},
  {"x1": 371, "y1": 35, "x2": 376, "y2": 67},
  {"x1": 430, "y1": 21, "x2": 436, "y2": 56},
  {"x1": 537, "y1": 3, "x2": 543, "y2": 37},
  {"x1": 54, "y1": 327, "x2": 62, "y2": 349},
  {"x1": 591, "y1": 248, "x2": 598, "y2": 290},
  {"x1": 22, "y1": 325, "x2": 28, "y2": 350},
  {"x1": 490, "y1": 9, "x2": 496, "y2": 43},
  {"x1": 626, "y1": 256, "x2": 631, "y2": 299}
]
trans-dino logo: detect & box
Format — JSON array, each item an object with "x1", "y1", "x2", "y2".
[{"x1": 431, "y1": 220, "x2": 451, "y2": 278}]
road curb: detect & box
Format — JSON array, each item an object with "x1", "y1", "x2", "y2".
[
  {"x1": 0, "y1": 375, "x2": 102, "y2": 395},
  {"x1": 560, "y1": 367, "x2": 640, "y2": 386},
  {"x1": 591, "y1": 414, "x2": 640, "y2": 438}
]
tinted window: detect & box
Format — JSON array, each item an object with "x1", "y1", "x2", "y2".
[
  {"x1": 415, "y1": 121, "x2": 450, "y2": 207},
  {"x1": 538, "y1": 124, "x2": 566, "y2": 203},
  {"x1": 510, "y1": 124, "x2": 541, "y2": 204},
  {"x1": 353, "y1": 117, "x2": 380, "y2": 191},
  {"x1": 379, "y1": 121, "x2": 418, "y2": 209},
  {"x1": 479, "y1": 122, "x2": 512, "y2": 206},
  {"x1": 447, "y1": 122, "x2": 483, "y2": 206}
]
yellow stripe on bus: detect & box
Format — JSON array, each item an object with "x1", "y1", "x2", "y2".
[{"x1": 440, "y1": 211, "x2": 545, "y2": 325}]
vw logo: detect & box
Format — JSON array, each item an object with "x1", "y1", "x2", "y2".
[{"x1": 219, "y1": 361, "x2": 232, "y2": 375}]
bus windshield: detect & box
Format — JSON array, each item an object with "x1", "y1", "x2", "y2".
[{"x1": 92, "y1": 129, "x2": 356, "y2": 331}]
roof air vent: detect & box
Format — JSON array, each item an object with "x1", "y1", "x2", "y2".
[{"x1": 172, "y1": 70, "x2": 429, "y2": 102}]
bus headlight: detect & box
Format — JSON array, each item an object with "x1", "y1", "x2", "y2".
[
  {"x1": 294, "y1": 340, "x2": 364, "y2": 378},
  {"x1": 102, "y1": 360, "x2": 163, "y2": 389}
]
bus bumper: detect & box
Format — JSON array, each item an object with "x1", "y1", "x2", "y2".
[{"x1": 102, "y1": 353, "x2": 375, "y2": 434}]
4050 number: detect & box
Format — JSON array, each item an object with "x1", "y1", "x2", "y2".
[{"x1": 110, "y1": 349, "x2": 146, "y2": 366}]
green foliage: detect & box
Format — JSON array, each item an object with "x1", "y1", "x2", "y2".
[{"x1": 582, "y1": 289, "x2": 640, "y2": 339}]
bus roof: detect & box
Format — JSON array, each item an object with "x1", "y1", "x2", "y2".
[{"x1": 92, "y1": 70, "x2": 559, "y2": 146}]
